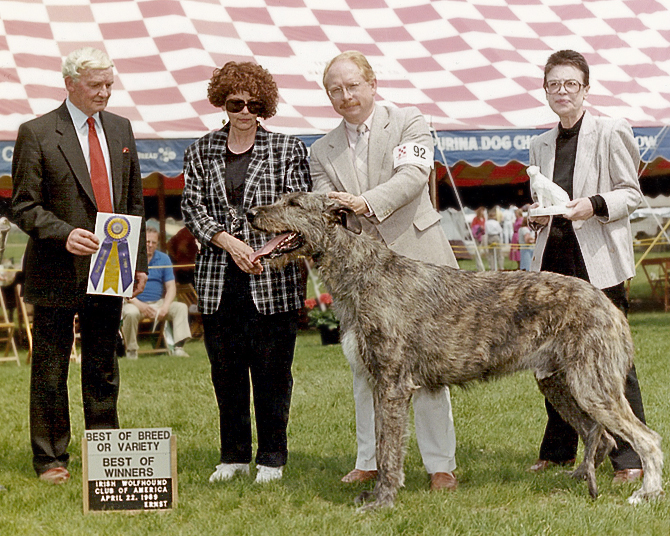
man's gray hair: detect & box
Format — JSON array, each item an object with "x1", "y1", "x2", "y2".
[{"x1": 62, "y1": 47, "x2": 114, "y2": 81}]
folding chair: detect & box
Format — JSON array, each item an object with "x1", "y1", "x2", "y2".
[
  {"x1": 121, "y1": 315, "x2": 169, "y2": 356},
  {"x1": 0, "y1": 284, "x2": 19, "y2": 366},
  {"x1": 176, "y1": 283, "x2": 203, "y2": 339},
  {"x1": 16, "y1": 284, "x2": 81, "y2": 365}
]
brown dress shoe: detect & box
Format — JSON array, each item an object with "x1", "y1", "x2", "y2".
[
  {"x1": 341, "y1": 469, "x2": 377, "y2": 483},
  {"x1": 613, "y1": 468, "x2": 643, "y2": 483},
  {"x1": 39, "y1": 467, "x2": 70, "y2": 485},
  {"x1": 430, "y1": 472, "x2": 458, "y2": 491},
  {"x1": 528, "y1": 458, "x2": 575, "y2": 473}
]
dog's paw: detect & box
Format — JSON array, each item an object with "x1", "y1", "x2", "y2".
[
  {"x1": 354, "y1": 490, "x2": 374, "y2": 507},
  {"x1": 628, "y1": 488, "x2": 665, "y2": 505},
  {"x1": 355, "y1": 496, "x2": 395, "y2": 513},
  {"x1": 570, "y1": 464, "x2": 588, "y2": 481}
]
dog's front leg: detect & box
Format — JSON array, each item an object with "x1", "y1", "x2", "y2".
[{"x1": 356, "y1": 379, "x2": 411, "y2": 513}]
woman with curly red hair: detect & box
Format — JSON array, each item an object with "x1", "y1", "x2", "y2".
[{"x1": 182, "y1": 62, "x2": 311, "y2": 484}]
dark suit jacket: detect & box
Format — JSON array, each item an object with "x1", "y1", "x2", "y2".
[{"x1": 11, "y1": 101, "x2": 147, "y2": 306}]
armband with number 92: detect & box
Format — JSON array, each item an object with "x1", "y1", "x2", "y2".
[{"x1": 392, "y1": 143, "x2": 434, "y2": 169}]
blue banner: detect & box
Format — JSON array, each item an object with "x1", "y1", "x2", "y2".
[{"x1": 2, "y1": 127, "x2": 668, "y2": 177}]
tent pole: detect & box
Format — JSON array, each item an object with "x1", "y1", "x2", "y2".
[{"x1": 431, "y1": 127, "x2": 486, "y2": 271}]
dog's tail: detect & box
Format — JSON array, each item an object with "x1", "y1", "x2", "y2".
[{"x1": 567, "y1": 313, "x2": 663, "y2": 502}]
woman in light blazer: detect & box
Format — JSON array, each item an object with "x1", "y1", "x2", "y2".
[{"x1": 527, "y1": 50, "x2": 647, "y2": 483}]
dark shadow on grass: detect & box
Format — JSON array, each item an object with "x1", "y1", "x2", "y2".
[{"x1": 452, "y1": 441, "x2": 610, "y2": 499}]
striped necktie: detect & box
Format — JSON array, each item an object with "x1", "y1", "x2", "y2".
[
  {"x1": 354, "y1": 123, "x2": 368, "y2": 192},
  {"x1": 87, "y1": 117, "x2": 113, "y2": 213}
]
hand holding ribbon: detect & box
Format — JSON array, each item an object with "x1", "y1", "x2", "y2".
[{"x1": 67, "y1": 228, "x2": 100, "y2": 256}]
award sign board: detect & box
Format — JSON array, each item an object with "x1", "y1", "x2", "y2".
[
  {"x1": 83, "y1": 428, "x2": 177, "y2": 514},
  {"x1": 87, "y1": 212, "x2": 142, "y2": 297}
]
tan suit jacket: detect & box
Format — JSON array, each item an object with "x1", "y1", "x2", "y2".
[
  {"x1": 529, "y1": 110, "x2": 642, "y2": 288},
  {"x1": 310, "y1": 105, "x2": 456, "y2": 268}
]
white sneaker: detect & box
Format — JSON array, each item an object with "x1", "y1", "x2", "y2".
[
  {"x1": 172, "y1": 347, "x2": 190, "y2": 358},
  {"x1": 255, "y1": 465, "x2": 283, "y2": 483},
  {"x1": 209, "y1": 463, "x2": 249, "y2": 483}
]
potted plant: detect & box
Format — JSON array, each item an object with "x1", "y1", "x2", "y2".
[{"x1": 305, "y1": 293, "x2": 340, "y2": 345}]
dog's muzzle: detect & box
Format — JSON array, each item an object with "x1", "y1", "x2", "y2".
[{"x1": 246, "y1": 209, "x2": 305, "y2": 262}]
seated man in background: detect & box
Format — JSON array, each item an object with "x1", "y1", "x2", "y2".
[{"x1": 122, "y1": 227, "x2": 191, "y2": 359}]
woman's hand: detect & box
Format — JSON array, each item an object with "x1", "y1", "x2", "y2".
[
  {"x1": 527, "y1": 203, "x2": 550, "y2": 227},
  {"x1": 212, "y1": 232, "x2": 263, "y2": 275},
  {"x1": 565, "y1": 197, "x2": 594, "y2": 221}
]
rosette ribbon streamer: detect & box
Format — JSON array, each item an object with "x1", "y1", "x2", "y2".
[{"x1": 90, "y1": 216, "x2": 133, "y2": 292}]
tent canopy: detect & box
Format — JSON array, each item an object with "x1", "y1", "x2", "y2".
[{"x1": 2, "y1": 0, "x2": 670, "y2": 204}]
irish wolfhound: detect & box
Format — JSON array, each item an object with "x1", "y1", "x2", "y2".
[{"x1": 248, "y1": 192, "x2": 663, "y2": 511}]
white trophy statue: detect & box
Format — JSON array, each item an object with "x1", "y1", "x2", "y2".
[{"x1": 527, "y1": 165, "x2": 570, "y2": 217}]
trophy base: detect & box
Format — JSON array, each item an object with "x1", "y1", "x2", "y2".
[{"x1": 529, "y1": 205, "x2": 567, "y2": 217}]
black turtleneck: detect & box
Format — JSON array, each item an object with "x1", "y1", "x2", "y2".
[
  {"x1": 553, "y1": 113, "x2": 607, "y2": 218},
  {"x1": 553, "y1": 114, "x2": 583, "y2": 199}
]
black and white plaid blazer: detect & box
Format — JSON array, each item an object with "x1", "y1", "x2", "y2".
[{"x1": 181, "y1": 124, "x2": 312, "y2": 315}]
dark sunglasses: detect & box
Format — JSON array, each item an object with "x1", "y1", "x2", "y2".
[{"x1": 225, "y1": 98, "x2": 264, "y2": 115}]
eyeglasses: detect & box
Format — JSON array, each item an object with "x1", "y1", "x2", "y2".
[
  {"x1": 225, "y1": 98, "x2": 264, "y2": 115},
  {"x1": 544, "y1": 79, "x2": 586, "y2": 94},
  {"x1": 327, "y1": 82, "x2": 367, "y2": 100}
]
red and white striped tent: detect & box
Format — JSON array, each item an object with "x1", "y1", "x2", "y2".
[{"x1": 2, "y1": 0, "x2": 670, "y2": 207}]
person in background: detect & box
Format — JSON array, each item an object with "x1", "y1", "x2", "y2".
[
  {"x1": 528, "y1": 49, "x2": 646, "y2": 483},
  {"x1": 484, "y1": 207, "x2": 504, "y2": 270},
  {"x1": 310, "y1": 50, "x2": 458, "y2": 492},
  {"x1": 11, "y1": 47, "x2": 147, "y2": 484},
  {"x1": 502, "y1": 206, "x2": 515, "y2": 244},
  {"x1": 509, "y1": 208, "x2": 524, "y2": 268},
  {"x1": 471, "y1": 206, "x2": 486, "y2": 243},
  {"x1": 122, "y1": 227, "x2": 191, "y2": 359},
  {"x1": 517, "y1": 215, "x2": 535, "y2": 272},
  {"x1": 182, "y1": 61, "x2": 311, "y2": 484}
]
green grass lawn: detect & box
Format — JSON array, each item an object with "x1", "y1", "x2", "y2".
[{"x1": 1, "y1": 312, "x2": 670, "y2": 535}]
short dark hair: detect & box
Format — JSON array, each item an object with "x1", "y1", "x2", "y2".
[
  {"x1": 207, "y1": 61, "x2": 278, "y2": 119},
  {"x1": 543, "y1": 50, "x2": 589, "y2": 87}
]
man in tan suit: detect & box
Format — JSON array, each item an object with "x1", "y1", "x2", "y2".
[{"x1": 310, "y1": 51, "x2": 458, "y2": 491}]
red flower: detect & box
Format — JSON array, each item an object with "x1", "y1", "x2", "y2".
[
  {"x1": 318, "y1": 293, "x2": 333, "y2": 306},
  {"x1": 304, "y1": 298, "x2": 317, "y2": 310}
]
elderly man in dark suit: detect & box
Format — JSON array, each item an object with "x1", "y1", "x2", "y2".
[{"x1": 11, "y1": 47, "x2": 147, "y2": 484}]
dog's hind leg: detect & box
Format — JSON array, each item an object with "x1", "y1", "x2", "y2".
[
  {"x1": 536, "y1": 373, "x2": 614, "y2": 498},
  {"x1": 356, "y1": 378, "x2": 412, "y2": 512},
  {"x1": 585, "y1": 396, "x2": 664, "y2": 505}
]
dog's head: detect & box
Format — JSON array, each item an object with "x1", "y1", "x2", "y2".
[{"x1": 247, "y1": 192, "x2": 361, "y2": 267}]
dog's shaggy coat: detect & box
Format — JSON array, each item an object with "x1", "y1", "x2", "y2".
[{"x1": 249, "y1": 192, "x2": 663, "y2": 511}]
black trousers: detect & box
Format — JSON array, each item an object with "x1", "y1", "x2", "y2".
[
  {"x1": 538, "y1": 220, "x2": 645, "y2": 470},
  {"x1": 202, "y1": 274, "x2": 299, "y2": 468},
  {"x1": 30, "y1": 295, "x2": 123, "y2": 475}
]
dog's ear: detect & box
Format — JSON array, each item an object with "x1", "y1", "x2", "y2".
[{"x1": 326, "y1": 205, "x2": 362, "y2": 235}]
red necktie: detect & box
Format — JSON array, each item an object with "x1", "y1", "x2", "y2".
[{"x1": 87, "y1": 117, "x2": 113, "y2": 213}]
